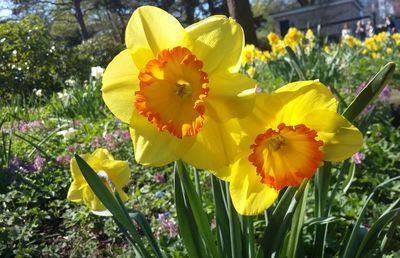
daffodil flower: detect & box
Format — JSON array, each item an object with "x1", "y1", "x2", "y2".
[
  {"x1": 67, "y1": 149, "x2": 130, "y2": 211},
  {"x1": 215, "y1": 81, "x2": 363, "y2": 215},
  {"x1": 102, "y1": 6, "x2": 255, "y2": 169}
]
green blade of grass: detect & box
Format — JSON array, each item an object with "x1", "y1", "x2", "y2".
[
  {"x1": 174, "y1": 165, "x2": 208, "y2": 258},
  {"x1": 343, "y1": 62, "x2": 395, "y2": 122}
]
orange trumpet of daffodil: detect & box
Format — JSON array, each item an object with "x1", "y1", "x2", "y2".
[
  {"x1": 102, "y1": 6, "x2": 255, "y2": 170},
  {"x1": 67, "y1": 149, "x2": 130, "y2": 211},
  {"x1": 214, "y1": 81, "x2": 363, "y2": 215}
]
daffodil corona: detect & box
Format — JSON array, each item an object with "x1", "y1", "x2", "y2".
[
  {"x1": 67, "y1": 149, "x2": 130, "y2": 211},
  {"x1": 102, "y1": 6, "x2": 255, "y2": 169},
  {"x1": 215, "y1": 81, "x2": 363, "y2": 215}
]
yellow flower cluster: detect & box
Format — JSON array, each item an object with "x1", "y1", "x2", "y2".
[{"x1": 68, "y1": 7, "x2": 363, "y2": 215}]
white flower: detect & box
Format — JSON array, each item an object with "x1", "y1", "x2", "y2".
[
  {"x1": 57, "y1": 90, "x2": 69, "y2": 100},
  {"x1": 65, "y1": 78, "x2": 76, "y2": 87},
  {"x1": 35, "y1": 89, "x2": 43, "y2": 97},
  {"x1": 12, "y1": 50, "x2": 17, "y2": 55},
  {"x1": 91, "y1": 66, "x2": 105, "y2": 80},
  {"x1": 56, "y1": 128, "x2": 77, "y2": 140}
]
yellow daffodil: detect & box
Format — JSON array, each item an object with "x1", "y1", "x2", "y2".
[
  {"x1": 101, "y1": 6, "x2": 255, "y2": 170},
  {"x1": 342, "y1": 35, "x2": 361, "y2": 48},
  {"x1": 214, "y1": 81, "x2": 363, "y2": 215},
  {"x1": 246, "y1": 66, "x2": 256, "y2": 77},
  {"x1": 364, "y1": 38, "x2": 378, "y2": 51},
  {"x1": 386, "y1": 48, "x2": 393, "y2": 55},
  {"x1": 263, "y1": 50, "x2": 272, "y2": 61},
  {"x1": 272, "y1": 40, "x2": 286, "y2": 57},
  {"x1": 392, "y1": 32, "x2": 400, "y2": 41},
  {"x1": 324, "y1": 46, "x2": 331, "y2": 54},
  {"x1": 374, "y1": 32, "x2": 388, "y2": 43},
  {"x1": 67, "y1": 149, "x2": 130, "y2": 211},
  {"x1": 283, "y1": 28, "x2": 303, "y2": 49},
  {"x1": 267, "y1": 32, "x2": 280, "y2": 46},
  {"x1": 305, "y1": 29, "x2": 315, "y2": 42},
  {"x1": 242, "y1": 44, "x2": 256, "y2": 64},
  {"x1": 371, "y1": 52, "x2": 379, "y2": 59}
]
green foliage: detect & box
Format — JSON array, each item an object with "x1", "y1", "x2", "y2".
[
  {"x1": 0, "y1": 15, "x2": 89, "y2": 99},
  {"x1": 76, "y1": 35, "x2": 124, "y2": 68}
]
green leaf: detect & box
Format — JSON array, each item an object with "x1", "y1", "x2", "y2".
[
  {"x1": 285, "y1": 46, "x2": 306, "y2": 80},
  {"x1": 174, "y1": 166, "x2": 208, "y2": 258},
  {"x1": 356, "y1": 204, "x2": 400, "y2": 258},
  {"x1": 342, "y1": 62, "x2": 395, "y2": 122},
  {"x1": 343, "y1": 162, "x2": 356, "y2": 193},
  {"x1": 313, "y1": 163, "x2": 332, "y2": 257},
  {"x1": 258, "y1": 180, "x2": 309, "y2": 258},
  {"x1": 174, "y1": 160, "x2": 219, "y2": 258},
  {"x1": 286, "y1": 182, "x2": 309, "y2": 258},
  {"x1": 211, "y1": 175, "x2": 232, "y2": 257},
  {"x1": 74, "y1": 154, "x2": 150, "y2": 257},
  {"x1": 342, "y1": 176, "x2": 400, "y2": 258},
  {"x1": 304, "y1": 217, "x2": 339, "y2": 227}
]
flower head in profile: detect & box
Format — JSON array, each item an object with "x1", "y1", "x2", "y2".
[
  {"x1": 214, "y1": 81, "x2": 363, "y2": 215},
  {"x1": 283, "y1": 28, "x2": 303, "y2": 49},
  {"x1": 242, "y1": 44, "x2": 256, "y2": 64},
  {"x1": 102, "y1": 6, "x2": 256, "y2": 170},
  {"x1": 267, "y1": 32, "x2": 280, "y2": 46},
  {"x1": 67, "y1": 148, "x2": 130, "y2": 211}
]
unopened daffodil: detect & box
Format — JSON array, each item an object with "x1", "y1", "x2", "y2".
[
  {"x1": 67, "y1": 149, "x2": 130, "y2": 211},
  {"x1": 215, "y1": 81, "x2": 363, "y2": 215},
  {"x1": 102, "y1": 6, "x2": 256, "y2": 170}
]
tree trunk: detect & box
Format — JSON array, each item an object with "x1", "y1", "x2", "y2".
[
  {"x1": 226, "y1": 0, "x2": 257, "y2": 45},
  {"x1": 73, "y1": 0, "x2": 89, "y2": 41},
  {"x1": 183, "y1": 0, "x2": 195, "y2": 25}
]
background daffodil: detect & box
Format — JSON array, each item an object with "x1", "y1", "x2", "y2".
[
  {"x1": 67, "y1": 148, "x2": 130, "y2": 211},
  {"x1": 101, "y1": 6, "x2": 256, "y2": 170},
  {"x1": 215, "y1": 81, "x2": 363, "y2": 215}
]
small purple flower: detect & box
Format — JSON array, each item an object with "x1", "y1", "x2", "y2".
[
  {"x1": 158, "y1": 212, "x2": 170, "y2": 220},
  {"x1": 119, "y1": 130, "x2": 131, "y2": 141},
  {"x1": 9, "y1": 157, "x2": 36, "y2": 173},
  {"x1": 92, "y1": 136, "x2": 103, "y2": 147},
  {"x1": 153, "y1": 172, "x2": 167, "y2": 183},
  {"x1": 356, "y1": 82, "x2": 367, "y2": 95},
  {"x1": 155, "y1": 191, "x2": 165, "y2": 198},
  {"x1": 33, "y1": 153, "x2": 45, "y2": 170},
  {"x1": 56, "y1": 154, "x2": 71, "y2": 167},
  {"x1": 157, "y1": 212, "x2": 178, "y2": 238},
  {"x1": 18, "y1": 120, "x2": 43, "y2": 132},
  {"x1": 104, "y1": 134, "x2": 117, "y2": 150},
  {"x1": 379, "y1": 85, "x2": 391, "y2": 102},
  {"x1": 352, "y1": 152, "x2": 365, "y2": 165}
]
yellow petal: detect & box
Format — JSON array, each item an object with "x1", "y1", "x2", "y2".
[
  {"x1": 125, "y1": 6, "x2": 191, "y2": 55},
  {"x1": 102, "y1": 49, "x2": 139, "y2": 124},
  {"x1": 229, "y1": 158, "x2": 279, "y2": 215},
  {"x1": 187, "y1": 15, "x2": 243, "y2": 74},
  {"x1": 102, "y1": 160, "x2": 131, "y2": 189},
  {"x1": 130, "y1": 113, "x2": 195, "y2": 166},
  {"x1": 83, "y1": 187, "x2": 106, "y2": 211},
  {"x1": 237, "y1": 93, "x2": 281, "y2": 145},
  {"x1": 206, "y1": 71, "x2": 256, "y2": 122},
  {"x1": 304, "y1": 110, "x2": 363, "y2": 161},
  {"x1": 182, "y1": 117, "x2": 244, "y2": 170},
  {"x1": 67, "y1": 182, "x2": 85, "y2": 202},
  {"x1": 70, "y1": 154, "x2": 89, "y2": 183},
  {"x1": 274, "y1": 80, "x2": 337, "y2": 126}
]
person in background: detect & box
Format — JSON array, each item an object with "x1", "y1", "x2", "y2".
[
  {"x1": 384, "y1": 15, "x2": 396, "y2": 33},
  {"x1": 393, "y1": 0, "x2": 400, "y2": 31},
  {"x1": 355, "y1": 20, "x2": 366, "y2": 40},
  {"x1": 341, "y1": 22, "x2": 352, "y2": 38},
  {"x1": 366, "y1": 20, "x2": 375, "y2": 38}
]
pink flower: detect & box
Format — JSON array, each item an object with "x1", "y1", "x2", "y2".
[{"x1": 352, "y1": 152, "x2": 365, "y2": 165}]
